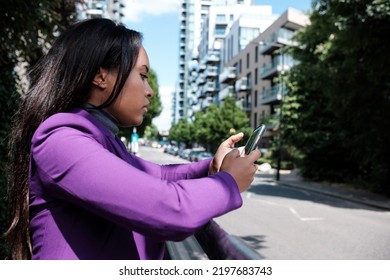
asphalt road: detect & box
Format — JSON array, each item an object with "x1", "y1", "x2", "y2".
[{"x1": 138, "y1": 146, "x2": 390, "y2": 260}]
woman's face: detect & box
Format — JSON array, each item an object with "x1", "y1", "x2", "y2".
[{"x1": 102, "y1": 46, "x2": 154, "y2": 127}]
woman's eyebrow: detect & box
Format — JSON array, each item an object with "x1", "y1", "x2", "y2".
[{"x1": 141, "y1": 64, "x2": 149, "y2": 73}]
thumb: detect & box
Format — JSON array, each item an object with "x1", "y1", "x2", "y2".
[{"x1": 224, "y1": 132, "x2": 244, "y2": 147}]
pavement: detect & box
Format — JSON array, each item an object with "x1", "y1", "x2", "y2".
[{"x1": 256, "y1": 168, "x2": 390, "y2": 211}]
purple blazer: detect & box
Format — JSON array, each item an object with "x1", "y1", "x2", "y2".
[{"x1": 29, "y1": 108, "x2": 242, "y2": 259}]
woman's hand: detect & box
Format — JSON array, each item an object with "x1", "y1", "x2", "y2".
[
  {"x1": 209, "y1": 132, "x2": 244, "y2": 175},
  {"x1": 220, "y1": 148, "x2": 261, "y2": 193}
]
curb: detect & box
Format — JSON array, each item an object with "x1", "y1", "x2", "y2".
[{"x1": 277, "y1": 180, "x2": 390, "y2": 211}]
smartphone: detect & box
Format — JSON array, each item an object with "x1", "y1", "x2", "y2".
[{"x1": 243, "y1": 124, "x2": 266, "y2": 155}]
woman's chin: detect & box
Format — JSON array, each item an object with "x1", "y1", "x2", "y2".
[{"x1": 121, "y1": 119, "x2": 143, "y2": 128}]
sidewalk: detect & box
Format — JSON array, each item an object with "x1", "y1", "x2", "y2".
[{"x1": 256, "y1": 169, "x2": 390, "y2": 211}]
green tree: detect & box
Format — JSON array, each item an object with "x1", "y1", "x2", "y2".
[
  {"x1": 170, "y1": 95, "x2": 251, "y2": 152},
  {"x1": 143, "y1": 124, "x2": 159, "y2": 141},
  {"x1": 202, "y1": 96, "x2": 251, "y2": 152},
  {"x1": 192, "y1": 110, "x2": 210, "y2": 149},
  {"x1": 169, "y1": 118, "x2": 194, "y2": 148},
  {"x1": 284, "y1": 0, "x2": 390, "y2": 195},
  {"x1": 0, "y1": 0, "x2": 84, "y2": 259}
]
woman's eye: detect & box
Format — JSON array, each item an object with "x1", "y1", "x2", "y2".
[{"x1": 141, "y1": 74, "x2": 148, "y2": 80}]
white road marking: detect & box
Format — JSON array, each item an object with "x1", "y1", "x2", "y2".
[
  {"x1": 245, "y1": 194, "x2": 324, "y2": 222},
  {"x1": 288, "y1": 207, "x2": 324, "y2": 222}
]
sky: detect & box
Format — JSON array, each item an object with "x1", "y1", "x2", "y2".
[{"x1": 122, "y1": 0, "x2": 313, "y2": 132}]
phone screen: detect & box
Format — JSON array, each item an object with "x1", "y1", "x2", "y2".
[{"x1": 243, "y1": 124, "x2": 266, "y2": 155}]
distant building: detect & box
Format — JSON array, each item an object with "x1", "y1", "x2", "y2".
[
  {"x1": 190, "y1": 4, "x2": 278, "y2": 116},
  {"x1": 173, "y1": 0, "x2": 278, "y2": 124},
  {"x1": 76, "y1": 0, "x2": 125, "y2": 23},
  {"x1": 219, "y1": 8, "x2": 309, "y2": 147}
]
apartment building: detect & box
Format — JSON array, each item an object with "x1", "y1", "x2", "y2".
[
  {"x1": 76, "y1": 0, "x2": 125, "y2": 23},
  {"x1": 173, "y1": 0, "x2": 261, "y2": 124},
  {"x1": 189, "y1": 4, "x2": 278, "y2": 115},
  {"x1": 219, "y1": 8, "x2": 309, "y2": 146},
  {"x1": 174, "y1": 0, "x2": 213, "y2": 123}
]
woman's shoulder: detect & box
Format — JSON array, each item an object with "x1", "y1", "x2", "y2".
[{"x1": 33, "y1": 108, "x2": 109, "y2": 142}]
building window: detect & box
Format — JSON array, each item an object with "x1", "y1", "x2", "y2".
[
  {"x1": 239, "y1": 59, "x2": 242, "y2": 74},
  {"x1": 254, "y1": 68, "x2": 258, "y2": 85},
  {"x1": 255, "y1": 46, "x2": 258, "y2": 63},
  {"x1": 215, "y1": 25, "x2": 226, "y2": 36},
  {"x1": 254, "y1": 112, "x2": 257, "y2": 128},
  {"x1": 246, "y1": 53, "x2": 250, "y2": 69},
  {"x1": 254, "y1": 90, "x2": 258, "y2": 107},
  {"x1": 247, "y1": 72, "x2": 252, "y2": 89},
  {"x1": 216, "y1": 14, "x2": 226, "y2": 23},
  {"x1": 247, "y1": 94, "x2": 252, "y2": 111},
  {"x1": 239, "y1": 27, "x2": 260, "y2": 50}
]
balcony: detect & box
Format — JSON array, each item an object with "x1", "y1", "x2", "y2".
[
  {"x1": 204, "y1": 66, "x2": 218, "y2": 78},
  {"x1": 201, "y1": 97, "x2": 213, "y2": 109},
  {"x1": 260, "y1": 63, "x2": 279, "y2": 80},
  {"x1": 260, "y1": 28, "x2": 296, "y2": 55},
  {"x1": 191, "y1": 103, "x2": 201, "y2": 113},
  {"x1": 219, "y1": 85, "x2": 234, "y2": 102},
  {"x1": 243, "y1": 102, "x2": 252, "y2": 112},
  {"x1": 260, "y1": 43, "x2": 280, "y2": 55},
  {"x1": 260, "y1": 61, "x2": 289, "y2": 80},
  {"x1": 196, "y1": 86, "x2": 205, "y2": 99},
  {"x1": 205, "y1": 51, "x2": 220, "y2": 64},
  {"x1": 204, "y1": 81, "x2": 218, "y2": 93},
  {"x1": 235, "y1": 77, "x2": 251, "y2": 92},
  {"x1": 260, "y1": 83, "x2": 287, "y2": 105},
  {"x1": 219, "y1": 66, "x2": 237, "y2": 84},
  {"x1": 196, "y1": 73, "x2": 206, "y2": 85},
  {"x1": 196, "y1": 63, "x2": 206, "y2": 73}
]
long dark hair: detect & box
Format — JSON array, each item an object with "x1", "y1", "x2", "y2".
[{"x1": 5, "y1": 18, "x2": 143, "y2": 259}]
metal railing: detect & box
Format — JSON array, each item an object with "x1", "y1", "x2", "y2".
[{"x1": 165, "y1": 220, "x2": 262, "y2": 260}]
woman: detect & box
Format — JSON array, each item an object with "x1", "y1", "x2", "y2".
[{"x1": 6, "y1": 18, "x2": 260, "y2": 260}]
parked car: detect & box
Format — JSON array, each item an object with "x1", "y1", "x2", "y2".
[
  {"x1": 158, "y1": 140, "x2": 170, "y2": 150},
  {"x1": 195, "y1": 152, "x2": 213, "y2": 162},
  {"x1": 188, "y1": 148, "x2": 206, "y2": 162},
  {"x1": 166, "y1": 145, "x2": 179, "y2": 156},
  {"x1": 179, "y1": 148, "x2": 192, "y2": 160}
]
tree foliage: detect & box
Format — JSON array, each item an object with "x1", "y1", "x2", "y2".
[
  {"x1": 169, "y1": 118, "x2": 195, "y2": 148},
  {"x1": 169, "y1": 95, "x2": 251, "y2": 152},
  {"x1": 284, "y1": 0, "x2": 390, "y2": 195},
  {"x1": 0, "y1": 0, "x2": 85, "y2": 259}
]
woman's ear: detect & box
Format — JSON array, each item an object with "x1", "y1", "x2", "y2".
[{"x1": 92, "y1": 67, "x2": 109, "y2": 89}]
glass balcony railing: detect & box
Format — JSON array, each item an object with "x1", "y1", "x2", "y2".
[
  {"x1": 205, "y1": 52, "x2": 220, "y2": 64},
  {"x1": 235, "y1": 77, "x2": 251, "y2": 92},
  {"x1": 204, "y1": 81, "x2": 218, "y2": 93},
  {"x1": 204, "y1": 66, "x2": 218, "y2": 77},
  {"x1": 219, "y1": 85, "x2": 234, "y2": 101},
  {"x1": 260, "y1": 83, "x2": 287, "y2": 105},
  {"x1": 219, "y1": 66, "x2": 237, "y2": 84}
]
